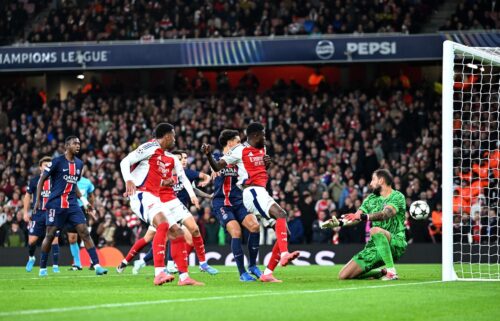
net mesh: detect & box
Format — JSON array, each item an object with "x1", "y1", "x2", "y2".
[{"x1": 452, "y1": 46, "x2": 500, "y2": 280}]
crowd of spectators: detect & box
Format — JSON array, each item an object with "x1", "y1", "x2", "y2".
[
  {"x1": 0, "y1": 69, "x2": 448, "y2": 248},
  {"x1": 0, "y1": 0, "x2": 48, "y2": 45},
  {"x1": 439, "y1": 0, "x2": 498, "y2": 31},
  {"x1": 9, "y1": 0, "x2": 441, "y2": 44}
]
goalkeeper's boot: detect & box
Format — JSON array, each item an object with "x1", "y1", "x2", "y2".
[
  {"x1": 381, "y1": 269, "x2": 398, "y2": 281},
  {"x1": 248, "y1": 265, "x2": 262, "y2": 278},
  {"x1": 26, "y1": 256, "x2": 35, "y2": 272},
  {"x1": 239, "y1": 272, "x2": 256, "y2": 282},
  {"x1": 279, "y1": 251, "x2": 300, "y2": 267},
  {"x1": 320, "y1": 216, "x2": 340, "y2": 229},
  {"x1": 95, "y1": 265, "x2": 108, "y2": 275},
  {"x1": 200, "y1": 263, "x2": 219, "y2": 275},
  {"x1": 132, "y1": 259, "x2": 146, "y2": 275},
  {"x1": 259, "y1": 273, "x2": 283, "y2": 283}
]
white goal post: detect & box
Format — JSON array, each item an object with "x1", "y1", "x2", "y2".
[{"x1": 442, "y1": 40, "x2": 500, "y2": 281}]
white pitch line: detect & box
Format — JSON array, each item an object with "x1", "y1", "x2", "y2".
[
  {"x1": 0, "y1": 280, "x2": 442, "y2": 317},
  {"x1": 0, "y1": 270, "x2": 236, "y2": 281}
]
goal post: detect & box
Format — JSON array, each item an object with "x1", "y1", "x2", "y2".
[{"x1": 442, "y1": 40, "x2": 500, "y2": 281}]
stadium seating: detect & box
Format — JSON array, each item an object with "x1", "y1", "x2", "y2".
[{"x1": 19, "y1": 0, "x2": 440, "y2": 43}]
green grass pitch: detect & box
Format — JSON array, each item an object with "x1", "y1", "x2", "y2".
[{"x1": 1, "y1": 264, "x2": 499, "y2": 321}]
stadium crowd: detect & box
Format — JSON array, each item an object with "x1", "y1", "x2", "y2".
[
  {"x1": 3, "y1": 0, "x2": 442, "y2": 45},
  {"x1": 0, "y1": 69, "x2": 447, "y2": 248},
  {"x1": 439, "y1": 0, "x2": 498, "y2": 32}
]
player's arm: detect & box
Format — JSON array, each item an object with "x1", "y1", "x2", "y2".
[
  {"x1": 120, "y1": 146, "x2": 151, "y2": 196},
  {"x1": 174, "y1": 157, "x2": 200, "y2": 209},
  {"x1": 198, "y1": 172, "x2": 212, "y2": 188},
  {"x1": 34, "y1": 172, "x2": 49, "y2": 210},
  {"x1": 194, "y1": 186, "x2": 212, "y2": 199},
  {"x1": 201, "y1": 144, "x2": 228, "y2": 172},
  {"x1": 85, "y1": 190, "x2": 97, "y2": 220},
  {"x1": 23, "y1": 190, "x2": 32, "y2": 222},
  {"x1": 365, "y1": 205, "x2": 397, "y2": 221}
]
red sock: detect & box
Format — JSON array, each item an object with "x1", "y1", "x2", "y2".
[
  {"x1": 125, "y1": 238, "x2": 148, "y2": 263},
  {"x1": 267, "y1": 242, "x2": 281, "y2": 271},
  {"x1": 171, "y1": 236, "x2": 188, "y2": 274},
  {"x1": 152, "y1": 222, "x2": 169, "y2": 268},
  {"x1": 192, "y1": 235, "x2": 206, "y2": 262},
  {"x1": 275, "y1": 218, "x2": 289, "y2": 253},
  {"x1": 185, "y1": 243, "x2": 194, "y2": 255}
]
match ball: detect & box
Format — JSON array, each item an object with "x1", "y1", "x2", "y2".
[{"x1": 409, "y1": 200, "x2": 430, "y2": 220}]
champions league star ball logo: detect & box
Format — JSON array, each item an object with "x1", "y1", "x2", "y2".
[{"x1": 315, "y1": 40, "x2": 335, "y2": 60}]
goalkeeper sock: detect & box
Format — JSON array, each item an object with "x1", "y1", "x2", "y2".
[
  {"x1": 371, "y1": 233, "x2": 395, "y2": 270},
  {"x1": 69, "y1": 242, "x2": 81, "y2": 267},
  {"x1": 357, "y1": 268, "x2": 385, "y2": 279}
]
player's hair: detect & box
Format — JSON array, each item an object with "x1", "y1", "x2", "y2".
[
  {"x1": 38, "y1": 156, "x2": 52, "y2": 166},
  {"x1": 218, "y1": 129, "x2": 239, "y2": 147},
  {"x1": 154, "y1": 123, "x2": 174, "y2": 138},
  {"x1": 65, "y1": 135, "x2": 78, "y2": 145},
  {"x1": 172, "y1": 150, "x2": 188, "y2": 156},
  {"x1": 374, "y1": 169, "x2": 394, "y2": 186},
  {"x1": 246, "y1": 122, "x2": 264, "y2": 137}
]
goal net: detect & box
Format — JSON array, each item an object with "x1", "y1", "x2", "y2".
[{"x1": 442, "y1": 41, "x2": 500, "y2": 281}]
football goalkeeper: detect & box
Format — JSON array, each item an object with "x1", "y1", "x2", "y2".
[{"x1": 321, "y1": 169, "x2": 407, "y2": 280}]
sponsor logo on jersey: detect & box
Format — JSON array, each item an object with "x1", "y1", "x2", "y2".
[{"x1": 63, "y1": 175, "x2": 79, "y2": 183}]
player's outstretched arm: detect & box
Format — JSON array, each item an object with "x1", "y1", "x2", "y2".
[
  {"x1": 198, "y1": 172, "x2": 212, "y2": 187},
  {"x1": 201, "y1": 144, "x2": 227, "y2": 172}
]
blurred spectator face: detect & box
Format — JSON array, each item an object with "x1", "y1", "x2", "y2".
[
  {"x1": 11, "y1": 222, "x2": 19, "y2": 232},
  {"x1": 318, "y1": 211, "x2": 326, "y2": 221},
  {"x1": 322, "y1": 191, "x2": 329, "y2": 200}
]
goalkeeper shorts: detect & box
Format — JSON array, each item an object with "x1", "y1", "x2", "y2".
[{"x1": 352, "y1": 233, "x2": 407, "y2": 273}]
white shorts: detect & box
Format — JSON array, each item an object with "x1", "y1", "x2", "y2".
[
  {"x1": 162, "y1": 198, "x2": 192, "y2": 225},
  {"x1": 129, "y1": 191, "x2": 164, "y2": 225},
  {"x1": 242, "y1": 186, "x2": 276, "y2": 219}
]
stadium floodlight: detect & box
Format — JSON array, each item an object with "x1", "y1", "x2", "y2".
[{"x1": 442, "y1": 40, "x2": 500, "y2": 281}]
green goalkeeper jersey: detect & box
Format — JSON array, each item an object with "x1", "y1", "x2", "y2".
[{"x1": 359, "y1": 189, "x2": 406, "y2": 236}]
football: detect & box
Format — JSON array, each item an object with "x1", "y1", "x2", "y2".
[{"x1": 409, "y1": 200, "x2": 430, "y2": 220}]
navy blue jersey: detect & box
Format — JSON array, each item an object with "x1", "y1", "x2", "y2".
[
  {"x1": 212, "y1": 153, "x2": 242, "y2": 206},
  {"x1": 27, "y1": 176, "x2": 51, "y2": 211},
  {"x1": 44, "y1": 155, "x2": 84, "y2": 209},
  {"x1": 174, "y1": 168, "x2": 200, "y2": 206}
]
